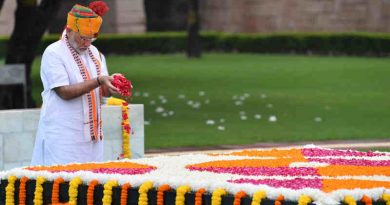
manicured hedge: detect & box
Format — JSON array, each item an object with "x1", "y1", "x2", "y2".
[{"x1": 1, "y1": 32, "x2": 390, "y2": 57}]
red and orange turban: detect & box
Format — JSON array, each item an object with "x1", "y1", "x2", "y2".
[{"x1": 67, "y1": 1, "x2": 109, "y2": 37}]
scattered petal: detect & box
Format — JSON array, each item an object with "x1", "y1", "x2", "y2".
[
  {"x1": 192, "y1": 102, "x2": 201, "y2": 109},
  {"x1": 240, "y1": 116, "x2": 247, "y2": 120},
  {"x1": 269, "y1": 115, "x2": 277, "y2": 122},
  {"x1": 206, "y1": 120, "x2": 215, "y2": 125},
  {"x1": 155, "y1": 107, "x2": 164, "y2": 113},
  {"x1": 199, "y1": 91, "x2": 205, "y2": 96},
  {"x1": 142, "y1": 92, "x2": 149, "y2": 97},
  {"x1": 178, "y1": 94, "x2": 186, "y2": 99},
  {"x1": 314, "y1": 117, "x2": 322, "y2": 122},
  {"x1": 254, "y1": 114, "x2": 262, "y2": 119},
  {"x1": 217, "y1": 126, "x2": 225, "y2": 131},
  {"x1": 235, "y1": 101, "x2": 243, "y2": 106}
]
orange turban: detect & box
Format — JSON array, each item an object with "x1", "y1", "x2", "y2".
[{"x1": 66, "y1": 1, "x2": 109, "y2": 37}]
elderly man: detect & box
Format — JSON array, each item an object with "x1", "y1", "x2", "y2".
[{"x1": 31, "y1": 1, "x2": 120, "y2": 166}]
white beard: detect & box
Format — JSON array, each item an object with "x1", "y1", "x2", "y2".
[{"x1": 69, "y1": 35, "x2": 88, "y2": 55}]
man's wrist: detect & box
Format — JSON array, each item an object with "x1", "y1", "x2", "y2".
[{"x1": 97, "y1": 76, "x2": 101, "y2": 85}]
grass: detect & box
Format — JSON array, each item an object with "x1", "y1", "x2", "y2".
[{"x1": 29, "y1": 53, "x2": 390, "y2": 150}]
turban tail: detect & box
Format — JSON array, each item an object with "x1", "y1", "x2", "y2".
[{"x1": 67, "y1": 4, "x2": 102, "y2": 37}]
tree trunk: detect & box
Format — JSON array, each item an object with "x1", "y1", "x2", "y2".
[
  {"x1": 187, "y1": 0, "x2": 201, "y2": 58},
  {"x1": 0, "y1": 0, "x2": 5, "y2": 12},
  {"x1": 1, "y1": 0, "x2": 61, "y2": 109}
]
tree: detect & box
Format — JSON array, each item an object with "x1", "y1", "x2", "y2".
[
  {"x1": 187, "y1": 0, "x2": 201, "y2": 58},
  {"x1": 0, "y1": 0, "x2": 5, "y2": 11},
  {"x1": 0, "y1": 0, "x2": 61, "y2": 109}
]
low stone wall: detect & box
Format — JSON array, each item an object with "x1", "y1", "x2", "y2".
[{"x1": 0, "y1": 104, "x2": 144, "y2": 170}]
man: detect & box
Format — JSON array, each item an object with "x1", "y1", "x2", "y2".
[{"x1": 31, "y1": 2, "x2": 120, "y2": 166}]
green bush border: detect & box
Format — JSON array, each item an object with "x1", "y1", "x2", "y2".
[{"x1": 1, "y1": 32, "x2": 390, "y2": 57}]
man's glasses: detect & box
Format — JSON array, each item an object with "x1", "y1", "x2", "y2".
[{"x1": 79, "y1": 35, "x2": 97, "y2": 42}]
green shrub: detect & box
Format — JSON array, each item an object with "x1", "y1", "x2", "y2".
[{"x1": 1, "y1": 32, "x2": 390, "y2": 58}]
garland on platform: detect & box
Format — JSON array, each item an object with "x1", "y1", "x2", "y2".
[
  {"x1": 211, "y1": 188, "x2": 227, "y2": 205},
  {"x1": 69, "y1": 177, "x2": 83, "y2": 205},
  {"x1": 251, "y1": 190, "x2": 266, "y2": 205},
  {"x1": 52, "y1": 177, "x2": 64, "y2": 204},
  {"x1": 138, "y1": 181, "x2": 154, "y2": 205},
  {"x1": 195, "y1": 188, "x2": 206, "y2": 205},
  {"x1": 5, "y1": 175, "x2": 17, "y2": 205},
  {"x1": 121, "y1": 183, "x2": 132, "y2": 205},
  {"x1": 18, "y1": 176, "x2": 29, "y2": 205},
  {"x1": 344, "y1": 195, "x2": 356, "y2": 205},
  {"x1": 274, "y1": 195, "x2": 284, "y2": 205},
  {"x1": 103, "y1": 180, "x2": 119, "y2": 205},
  {"x1": 233, "y1": 191, "x2": 247, "y2": 205},
  {"x1": 34, "y1": 176, "x2": 46, "y2": 205},
  {"x1": 87, "y1": 179, "x2": 99, "y2": 205},
  {"x1": 157, "y1": 184, "x2": 171, "y2": 205},
  {"x1": 361, "y1": 195, "x2": 372, "y2": 205},
  {"x1": 298, "y1": 195, "x2": 312, "y2": 205},
  {"x1": 176, "y1": 185, "x2": 191, "y2": 205},
  {"x1": 383, "y1": 193, "x2": 390, "y2": 205},
  {"x1": 107, "y1": 97, "x2": 131, "y2": 159}
]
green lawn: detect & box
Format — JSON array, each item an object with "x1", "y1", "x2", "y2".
[{"x1": 30, "y1": 53, "x2": 390, "y2": 149}]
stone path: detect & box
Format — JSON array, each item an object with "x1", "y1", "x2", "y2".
[{"x1": 145, "y1": 139, "x2": 390, "y2": 157}]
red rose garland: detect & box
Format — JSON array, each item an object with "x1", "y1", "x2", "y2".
[{"x1": 112, "y1": 75, "x2": 133, "y2": 98}]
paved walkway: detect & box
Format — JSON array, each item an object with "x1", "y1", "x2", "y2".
[{"x1": 145, "y1": 139, "x2": 390, "y2": 157}]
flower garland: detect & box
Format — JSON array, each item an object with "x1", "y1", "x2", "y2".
[
  {"x1": 121, "y1": 101, "x2": 131, "y2": 158},
  {"x1": 195, "y1": 188, "x2": 206, "y2": 205},
  {"x1": 361, "y1": 195, "x2": 372, "y2": 205},
  {"x1": 87, "y1": 179, "x2": 99, "y2": 205},
  {"x1": 274, "y1": 195, "x2": 284, "y2": 205},
  {"x1": 176, "y1": 185, "x2": 191, "y2": 205},
  {"x1": 69, "y1": 177, "x2": 83, "y2": 205},
  {"x1": 5, "y1": 175, "x2": 17, "y2": 205},
  {"x1": 121, "y1": 183, "x2": 132, "y2": 205},
  {"x1": 211, "y1": 188, "x2": 227, "y2": 205},
  {"x1": 34, "y1": 176, "x2": 46, "y2": 205},
  {"x1": 251, "y1": 190, "x2": 266, "y2": 205},
  {"x1": 344, "y1": 195, "x2": 357, "y2": 205},
  {"x1": 233, "y1": 191, "x2": 247, "y2": 205},
  {"x1": 383, "y1": 193, "x2": 390, "y2": 205},
  {"x1": 138, "y1": 181, "x2": 154, "y2": 205},
  {"x1": 18, "y1": 176, "x2": 29, "y2": 205},
  {"x1": 298, "y1": 195, "x2": 312, "y2": 205},
  {"x1": 157, "y1": 184, "x2": 171, "y2": 205},
  {"x1": 103, "y1": 180, "x2": 118, "y2": 205},
  {"x1": 107, "y1": 97, "x2": 131, "y2": 159},
  {"x1": 52, "y1": 177, "x2": 65, "y2": 204}
]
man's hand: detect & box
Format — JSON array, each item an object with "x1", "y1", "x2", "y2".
[{"x1": 99, "y1": 75, "x2": 121, "y2": 96}]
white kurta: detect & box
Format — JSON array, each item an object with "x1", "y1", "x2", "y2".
[{"x1": 31, "y1": 39, "x2": 108, "y2": 166}]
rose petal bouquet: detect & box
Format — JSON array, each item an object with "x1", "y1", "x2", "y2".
[{"x1": 112, "y1": 75, "x2": 133, "y2": 97}]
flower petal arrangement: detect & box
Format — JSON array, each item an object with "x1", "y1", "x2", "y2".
[
  {"x1": 0, "y1": 145, "x2": 389, "y2": 205},
  {"x1": 112, "y1": 74, "x2": 133, "y2": 97}
]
